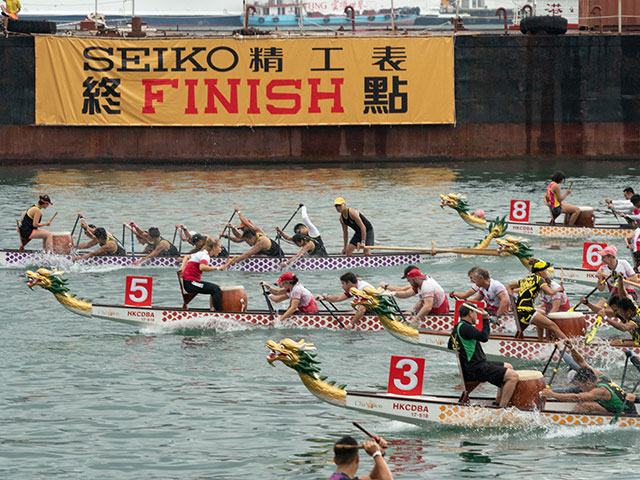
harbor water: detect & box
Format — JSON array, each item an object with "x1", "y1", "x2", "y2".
[{"x1": 1, "y1": 160, "x2": 639, "y2": 479}]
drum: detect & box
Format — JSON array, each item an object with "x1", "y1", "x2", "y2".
[
  {"x1": 52, "y1": 232, "x2": 73, "y2": 254},
  {"x1": 571, "y1": 207, "x2": 595, "y2": 227},
  {"x1": 548, "y1": 311, "x2": 586, "y2": 337},
  {"x1": 221, "y1": 285, "x2": 247, "y2": 312},
  {"x1": 508, "y1": 370, "x2": 545, "y2": 410}
]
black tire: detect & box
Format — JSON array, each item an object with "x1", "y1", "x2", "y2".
[
  {"x1": 520, "y1": 15, "x2": 567, "y2": 35},
  {"x1": 7, "y1": 19, "x2": 57, "y2": 34},
  {"x1": 368, "y1": 15, "x2": 376, "y2": 21},
  {"x1": 323, "y1": 16, "x2": 330, "y2": 24},
  {"x1": 272, "y1": 16, "x2": 279, "y2": 23},
  {"x1": 258, "y1": 16, "x2": 265, "y2": 24}
]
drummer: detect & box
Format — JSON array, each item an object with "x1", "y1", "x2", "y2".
[
  {"x1": 177, "y1": 237, "x2": 224, "y2": 311},
  {"x1": 449, "y1": 267, "x2": 510, "y2": 316},
  {"x1": 221, "y1": 229, "x2": 284, "y2": 269},
  {"x1": 537, "y1": 277, "x2": 570, "y2": 314},
  {"x1": 381, "y1": 267, "x2": 449, "y2": 326},
  {"x1": 260, "y1": 272, "x2": 318, "y2": 322},
  {"x1": 18, "y1": 194, "x2": 55, "y2": 252},
  {"x1": 448, "y1": 303, "x2": 519, "y2": 408},
  {"x1": 544, "y1": 171, "x2": 580, "y2": 226},
  {"x1": 316, "y1": 272, "x2": 374, "y2": 329},
  {"x1": 506, "y1": 261, "x2": 568, "y2": 340},
  {"x1": 596, "y1": 245, "x2": 638, "y2": 302}
]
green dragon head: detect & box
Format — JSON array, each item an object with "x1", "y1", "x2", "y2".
[
  {"x1": 439, "y1": 193, "x2": 470, "y2": 214},
  {"x1": 266, "y1": 338, "x2": 321, "y2": 377},
  {"x1": 350, "y1": 286, "x2": 401, "y2": 318},
  {"x1": 486, "y1": 216, "x2": 508, "y2": 238},
  {"x1": 26, "y1": 268, "x2": 69, "y2": 295},
  {"x1": 495, "y1": 236, "x2": 534, "y2": 260}
]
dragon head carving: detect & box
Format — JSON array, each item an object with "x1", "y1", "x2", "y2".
[
  {"x1": 439, "y1": 193, "x2": 469, "y2": 213},
  {"x1": 495, "y1": 236, "x2": 534, "y2": 260},
  {"x1": 26, "y1": 268, "x2": 69, "y2": 294},
  {"x1": 266, "y1": 338, "x2": 320, "y2": 376}
]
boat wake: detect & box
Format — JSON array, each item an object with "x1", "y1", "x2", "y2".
[{"x1": 138, "y1": 315, "x2": 252, "y2": 335}]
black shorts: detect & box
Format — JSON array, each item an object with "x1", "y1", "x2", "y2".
[
  {"x1": 349, "y1": 229, "x2": 374, "y2": 247},
  {"x1": 633, "y1": 251, "x2": 640, "y2": 265},
  {"x1": 464, "y1": 361, "x2": 507, "y2": 388},
  {"x1": 517, "y1": 308, "x2": 537, "y2": 331},
  {"x1": 551, "y1": 206, "x2": 562, "y2": 218}
]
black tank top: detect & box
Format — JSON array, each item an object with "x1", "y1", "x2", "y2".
[
  {"x1": 341, "y1": 208, "x2": 372, "y2": 236},
  {"x1": 308, "y1": 236, "x2": 327, "y2": 257},
  {"x1": 148, "y1": 236, "x2": 179, "y2": 256},
  {"x1": 258, "y1": 234, "x2": 284, "y2": 257},
  {"x1": 19, "y1": 205, "x2": 39, "y2": 239}
]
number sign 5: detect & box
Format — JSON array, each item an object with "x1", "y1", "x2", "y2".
[
  {"x1": 388, "y1": 356, "x2": 425, "y2": 396},
  {"x1": 125, "y1": 276, "x2": 153, "y2": 307},
  {"x1": 582, "y1": 243, "x2": 607, "y2": 270},
  {"x1": 509, "y1": 200, "x2": 530, "y2": 223}
]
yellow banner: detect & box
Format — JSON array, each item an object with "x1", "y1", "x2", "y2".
[{"x1": 35, "y1": 36, "x2": 454, "y2": 126}]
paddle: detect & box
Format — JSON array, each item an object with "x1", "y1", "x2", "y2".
[
  {"x1": 352, "y1": 422, "x2": 375, "y2": 440},
  {"x1": 261, "y1": 284, "x2": 276, "y2": 321},
  {"x1": 70, "y1": 213, "x2": 81, "y2": 238},
  {"x1": 570, "y1": 273, "x2": 612, "y2": 311},
  {"x1": 171, "y1": 225, "x2": 178, "y2": 247},
  {"x1": 121, "y1": 223, "x2": 126, "y2": 246},
  {"x1": 130, "y1": 226, "x2": 135, "y2": 260},
  {"x1": 387, "y1": 292, "x2": 408, "y2": 324},
  {"x1": 541, "y1": 344, "x2": 558, "y2": 376},
  {"x1": 621, "y1": 354, "x2": 630, "y2": 388},
  {"x1": 362, "y1": 245, "x2": 504, "y2": 256},
  {"x1": 276, "y1": 204, "x2": 303, "y2": 247},
  {"x1": 48, "y1": 212, "x2": 58, "y2": 224},
  {"x1": 220, "y1": 210, "x2": 237, "y2": 256},
  {"x1": 583, "y1": 279, "x2": 618, "y2": 345},
  {"x1": 623, "y1": 278, "x2": 640, "y2": 289},
  {"x1": 538, "y1": 344, "x2": 568, "y2": 409},
  {"x1": 317, "y1": 297, "x2": 346, "y2": 328}
]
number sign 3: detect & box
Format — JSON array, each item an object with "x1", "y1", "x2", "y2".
[
  {"x1": 388, "y1": 356, "x2": 425, "y2": 396},
  {"x1": 509, "y1": 200, "x2": 530, "y2": 223},
  {"x1": 125, "y1": 276, "x2": 153, "y2": 307}
]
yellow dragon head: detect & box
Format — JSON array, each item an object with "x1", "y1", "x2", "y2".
[
  {"x1": 26, "y1": 268, "x2": 68, "y2": 293},
  {"x1": 439, "y1": 193, "x2": 487, "y2": 228}
]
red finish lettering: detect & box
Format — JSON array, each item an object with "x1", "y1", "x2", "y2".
[
  {"x1": 184, "y1": 79, "x2": 199, "y2": 114},
  {"x1": 247, "y1": 79, "x2": 261, "y2": 114},
  {"x1": 204, "y1": 78, "x2": 240, "y2": 114},
  {"x1": 141, "y1": 79, "x2": 179, "y2": 114},
  {"x1": 308, "y1": 78, "x2": 344, "y2": 113},
  {"x1": 266, "y1": 79, "x2": 301, "y2": 115}
]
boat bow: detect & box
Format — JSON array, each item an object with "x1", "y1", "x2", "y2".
[{"x1": 26, "y1": 268, "x2": 92, "y2": 317}]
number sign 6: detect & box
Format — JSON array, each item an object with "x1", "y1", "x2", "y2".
[
  {"x1": 388, "y1": 355, "x2": 425, "y2": 396},
  {"x1": 125, "y1": 276, "x2": 153, "y2": 307},
  {"x1": 582, "y1": 243, "x2": 607, "y2": 270},
  {"x1": 509, "y1": 200, "x2": 530, "y2": 223}
]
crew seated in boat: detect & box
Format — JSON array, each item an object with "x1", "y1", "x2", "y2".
[
  {"x1": 601, "y1": 295, "x2": 640, "y2": 345},
  {"x1": 124, "y1": 221, "x2": 152, "y2": 248},
  {"x1": 222, "y1": 230, "x2": 284, "y2": 269},
  {"x1": 330, "y1": 434, "x2": 393, "y2": 480},
  {"x1": 507, "y1": 261, "x2": 568, "y2": 341},
  {"x1": 449, "y1": 266, "x2": 510, "y2": 316},
  {"x1": 544, "y1": 171, "x2": 580, "y2": 226},
  {"x1": 316, "y1": 272, "x2": 374, "y2": 329},
  {"x1": 625, "y1": 223, "x2": 640, "y2": 273},
  {"x1": 221, "y1": 209, "x2": 265, "y2": 244},
  {"x1": 619, "y1": 194, "x2": 640, "y2": 226},
  {"x1": 335, "y1": 197, "x2": 374, "y2": 257},
  {"x1": 448, "y1": 303, "x2": 519, "y2": 408},
  {"x1": 596, "y1": 245, "x2": 638, "y2": 301},
  {"x1": 18, "y1": 195, "x2": 54, "y2": 252},
  {"x1": 177, "y1": 237, "x2": 223, "y2": 311},
  {"x1": 381, "y1": 268, "x2": 449, "y2": 326},
  {"x1": 135, "y1": 226, "x2": 179, "y2": 265},
  {"x1": 279, "y1": 233, "x2": 328, "y2": 268},
  {"x1": 275, "y1": 204, "x2": 325, "y2": 250},
  {"x1": 260, "y1": 272, "x2": 318, "y2": 322},
  {"x1": 176, "y1": 227, "x2": 228, "y2": 257},
  {"x1": 605, "y1": 187, "x2": 636, "y2": 216},
  {"x1": 537, "y1": 277, "x2": 570, "y2": 314},
  {"x1": 541, "y1": 366, "x2": 636, "y2": 415},
  {"x1": 73, "y1": 222, "x2": 126, "y2": 261}
]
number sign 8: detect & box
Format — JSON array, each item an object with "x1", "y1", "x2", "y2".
[{"x1": 509, "y1": 200, "x2": 530, "y2": 223}]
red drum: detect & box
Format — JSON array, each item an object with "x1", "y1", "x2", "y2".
[
  {"x1": 221, "y1": 285, "x2": 247, "y2": 312},
  {"x1": 548, "y1": 312, "x2": 586, "y2": 337},
  {"x1": 568, "y1": 207, "x2": 595, "y2": 227},
  {"x1": 508, "y1": 370, "x2": 545, "y2": 410},
  {"x1": 52, "y1": 232, "x2": 73, "y2": 254}
]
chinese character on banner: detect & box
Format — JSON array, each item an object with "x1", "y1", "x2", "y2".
[
  {"x1": 125, "y1": 276, "x2": 153, "y2": 307},
  {"x1": 249, "y1": 47, "x2": 284, "y2": 72},
  {"x1": 545, "y1": 2, "x2": 563, "y2": 16},
  {"x1": 372, "y1": 46, "x2": 407, "y2": 71},
  {"x1": 453, "y1": 299, "x2": 484, "y2": 331},
  {"x1": 387, "y1": 355, "x2": 425, "y2": 396},
  {"x1": 82, "y1": 76, "x2": 121, "y2": 115},
  {"x1": 363, "y1": 76, "x2": 407, "y2": 114}
]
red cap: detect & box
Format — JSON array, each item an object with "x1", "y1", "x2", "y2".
[
  {"x1": 276, "y1": 271, "x2": 295, "y2": 285},
  {"x1": 406, "y1": 268, "x2": 426, "y2": 279},
  {"x1": 39, "y1": 194, "x2": 53, "y2": 206}
]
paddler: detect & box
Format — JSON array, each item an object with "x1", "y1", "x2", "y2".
[
  {"x1": 605, "y1": 187, "x2": 635, "y2": 216},
  {"x1": 260, "y1": 272, "x2": 318, "y2": 322},
  {"x1": 596, "y1": 245, "x2": 638, "y2": 301},
  {"x1": 448, "y1": 303, "x2": 519, "y2": 408},
  {"x1": 221, "y1": 208, "x2": 265, "y2": 244},
  {"x1": 625, "y1": 220, "x2": 640, "y2": 273},
  {"x1": 330, "y1": 434, "x2": 392, "y2": 480},
  {"x1": 506, "y1": 261, "x2": 568, "y2": 340},
  {"x1": 276, "y1": 204, "x2": 326, "y2": 252},
  {"x1": 334, "y1": 197, "x2": 374, "y2": 257},
  {"x1": 134, "y1": 226, "x2": 180, "y2": 265},
  {"x1": 544, "y1": 171, "x2": 580, "y2": 226},
  {"x1": 279, "y1": 233, "x2": 327, "y2": 268},
  {"x1": 449, "y1": 267, "x2": 510, "y2": 316},
  {"x1": 72, "y1": 217, "x2": 126, "y2": 260},
  {"x1": 18, "y1": 194, "x2": 54, "y2": 252},
  {"x1": 381, "y1": 267, "x2": 449, "y2": 326},
  {"x1": 591, "y1": 278, "x2": 640, "y2": 345},
  {"x1": 316, "y1": 272, "x2": 374, "y2": 329},
  {"x1": 176, "y1": 227, "x2": 228, "y2": 257},
  {"x1": 221, "y1": 229, "x2": 284, "y2": 269},
  {"x1": 177, "y1": 237, "x2": 224, "y2": 311},
  {"x1": 541, "y1": 366, "x2": 635, "y2": 415}
]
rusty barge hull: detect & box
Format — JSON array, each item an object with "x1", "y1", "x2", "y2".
[{"x1": 2, "y1": 34, "x2": 639, "y2": 162}]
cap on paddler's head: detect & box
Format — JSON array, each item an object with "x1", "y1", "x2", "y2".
[
  {"x1": 275, "y1": 271, "x2": 295, "y2": 285},
  {"x1": 191, "y1": 233, "x2": 204, "y2": 243},
  {"x1": 600, "y1": 245, "x2": 617, "y2": 258},
  {"x1": 401, "y1": 265, "x2": 419, "y2": 279},
  {"x1": 531, "y1": 260, "x2": 552, "y2": 273},
  {"x1": 405, "y1": 268, "x2": 426, "y2": 280},
  {"x1": 334, "y1": 197, "x2": 346, "y2": 206},
  {"x1": 39, "y1": 194, "x2": 53, "y2": 205}
]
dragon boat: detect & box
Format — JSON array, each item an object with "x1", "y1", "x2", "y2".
[
  {"x1": 348, "y1": 286, "x2": 638, "y2": 363},
  {"x1": 6, "y1": 249, "x2": 465, "y2": 272},
  {"x1": 440, "y1": 193, "x2": 633, "y2": 240},
  {"x1": 266, "y1": 338, "x2": 640, "y2": 428}
]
